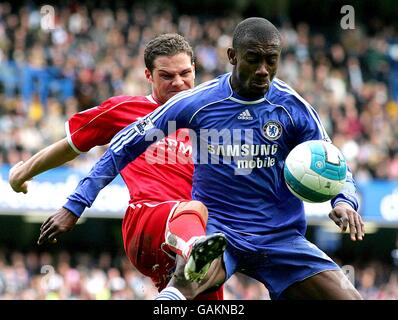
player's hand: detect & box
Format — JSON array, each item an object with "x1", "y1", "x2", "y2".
[
  {"x1": 37, "y1": 207, "x2": 79, "y2": 245},
  {"x1": 9, "y1": 161, "x2": 29, "y2": 194},
  {"x1": 328, "y1": 203, "x2": 365, "y2": 241}
]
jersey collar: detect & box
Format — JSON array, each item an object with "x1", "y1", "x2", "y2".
[{"x1": 146, "y1": 94, "x2": 158, "y2": 104}]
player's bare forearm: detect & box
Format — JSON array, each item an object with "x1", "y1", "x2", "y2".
[
  {"x1": 9, "y1": 138, "x2": 78, "y2": 193},
  {"x1": 37, "y1": 207, "x2": 79, "y2": 245},
  {"x1": 328, "y1": 203, "x2": 365, "y2": 241}
]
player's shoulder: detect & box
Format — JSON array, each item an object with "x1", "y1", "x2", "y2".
[
  {"x1": 165, "y1": 73, "x2": 230, "y2": 107},
  {"x1": 99, "y1": 95, "x2": 156, "y2": 109},
  {"x1": 267, "y1": 78, "x2": 312, "y2": 113}
]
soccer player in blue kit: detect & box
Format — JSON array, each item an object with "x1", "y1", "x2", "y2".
[{"x1": 41, "y1": 17, "x2": 365, "y2": 299}]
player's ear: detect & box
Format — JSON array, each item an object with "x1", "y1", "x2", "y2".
[
  {"x1": 227, "y1": 48, "x2": 237, "y2": 65},
  {"x1": 145, "y1": 68, "x2": 153, "y2": 83},
  {"x1": 192, "y1": 63, "x2": 196, "y2": 80}
]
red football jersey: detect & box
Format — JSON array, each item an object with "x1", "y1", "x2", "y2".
[{"x1": 66, "y1": 95, "x2": 193, "y2": 203}]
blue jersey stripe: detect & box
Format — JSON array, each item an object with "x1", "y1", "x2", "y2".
[
  {"x1": 150, "y1": 78, "x2": 219, "y2": 122},
  {"x1": 150, "y1": 81, "x2": 219, "y2": 124},
  {"x1": 111, "y1": 124, "x2": 139, "y2": 151},
  {"x1": 272, "y1": 81, "x2": 328, "y2": 140},
  {"x1": 263, "y1": 96, "x2": 295, "y2": 127},
  {"x1": 189, "y1": 97, "x2": 231, "y2": 123},
  {"x1": 112, "y1": 128, "x2": 139, "y2": 153},
  {"x1": 273, "y1": 79, "x2": 329, "y2": 139}
]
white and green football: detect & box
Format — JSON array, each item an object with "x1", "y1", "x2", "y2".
[{"x1": 284, "y1": 140, "x2": 347, "y2": 203}]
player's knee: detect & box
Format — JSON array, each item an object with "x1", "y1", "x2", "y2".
[
  {"x1": 175, "y1": 200, "x2": 208, "y2": 221},
  {"x1": 186, "y1": 200, "x2": 208, "y2": 222}
]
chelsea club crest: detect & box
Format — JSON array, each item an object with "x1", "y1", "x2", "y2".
[{"x1": 262, "y1": 120, "x2": 282, "y2": 140}]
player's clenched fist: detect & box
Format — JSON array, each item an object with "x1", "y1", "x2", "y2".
[{"x1": 9, "y1": 161, "x2": 30, "y2": 194}]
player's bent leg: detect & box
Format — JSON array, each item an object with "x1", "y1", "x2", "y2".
[
  {"x1": 165, "y1": 200, "x2": 227, "y2": 282},
  {"x1": 165, "y1": 200, "x2": 208, "y2": 259},
  {"x1": 283, "y1": 270, "x2": 363, "y2": 300},
  {"x1": 122, "y1": 201, "x2": 180, "y2": 291},
  {"x1": 124, "y1": 199, "x2": 227, "y2": 299}
]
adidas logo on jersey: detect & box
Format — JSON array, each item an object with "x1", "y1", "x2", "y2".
[{"x1": 237, "y1": 109, "x2": 253, "y2": 120}]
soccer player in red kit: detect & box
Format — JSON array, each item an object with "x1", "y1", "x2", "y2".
[{"x1": 9, "y1": 34, "x2": 226, "y2": 300}]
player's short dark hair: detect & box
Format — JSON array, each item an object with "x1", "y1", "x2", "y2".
[
  {"x1": 232, "y1": 17, "x2": 281, "y2": 49},
  {"x1": 144, "y1": 33, "x2": 194, "y2": 72}
]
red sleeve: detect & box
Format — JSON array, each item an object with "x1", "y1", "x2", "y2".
[{"x1": 66, "y1": 95, "x2": 157, "y2": 152}]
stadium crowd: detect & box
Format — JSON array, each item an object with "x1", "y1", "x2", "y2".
[
  {"x1": 0, "y1": 2, "x2": 398, "y2": 299},
  {"x1": 1, "y1": 249, "x2": 397, "y2": 300},
  {"x1": 0, "y1": 2, "x2": 398, "y2": 180},
  {"x1": 0, "y1": 249, "x2": 270, "y2": 299}
]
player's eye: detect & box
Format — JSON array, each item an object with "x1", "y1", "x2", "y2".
[
  {"x1": 246, "y1": 57, "x2": 259, "y2": 63},
  {"x1": 160, "y1": 74, "x2": 173, "y2": 80},
  {"x1": 267, "y1": 56, "x2": 278, "y2": 65},
  {"x1": 181, "y1": 70, "x2": 192, "y2": 77}
]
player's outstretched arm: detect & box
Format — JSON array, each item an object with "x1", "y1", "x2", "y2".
[
  {"x1": 290, "y1": 92, "x2": 364, "y2": 242},
  {"x1": 8, "y1": 138, "x2": 78, "y2": 194},
  {"x1": 329, "y1": 169, "x2": 364, "y2": 241},
  {"x1": 37, "y1": 207, "x2": 79, "y2": 245}
]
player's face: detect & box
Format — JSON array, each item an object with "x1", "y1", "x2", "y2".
[
  {"x1": 146, "y1": 53, "x2": 195, "y2": 104},
  {"x1": 228, "y1": 38, "x2": 280, "y2": 98}
]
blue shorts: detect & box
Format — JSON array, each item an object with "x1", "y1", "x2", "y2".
[{"x1": 207, "y1": 224, "x2": 340, "y2": 299}]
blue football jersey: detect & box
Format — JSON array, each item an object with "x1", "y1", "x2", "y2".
[{"x1": 65, "y1": 73, "x2": 359, "y2": 250}]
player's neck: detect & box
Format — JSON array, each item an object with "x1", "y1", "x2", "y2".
[
  {"x1": 151, "y1": 94, "x2": 160, "y2": 104},
  {"x1": 231, "y1": 88, "x2": 264, "y2": 102},
  {"x1": 229, "y1": 76, "x2": 264, "y2": 101}
]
